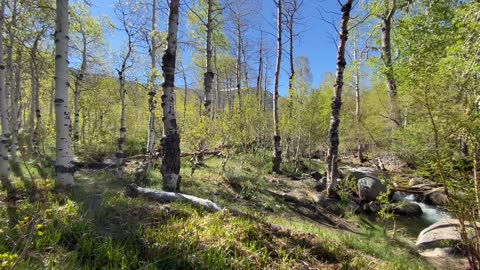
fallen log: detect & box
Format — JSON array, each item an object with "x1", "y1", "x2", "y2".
[
  {"x1": 124, "y1": 184, "x2": 222, "y2": 212},
  {"x1": 390, "y1": 186, "x2": 435, "y2": 194}
]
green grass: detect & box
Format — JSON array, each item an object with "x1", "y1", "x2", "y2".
[{"x1": 0, "y1": 154, "x2": 432, "y2": 269}]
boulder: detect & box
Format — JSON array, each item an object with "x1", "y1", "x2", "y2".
[
  {"x1": 393, "y1": 202, "x2": 423, "y2": 217},
  {"x1": 308, "y1": 192, "x2": 343, "y2": 215},
  {"x1": 409, "y1": 177, "x2": 425, "y2": 186},
  {"x1": 357, "y1": 176, "x2": 387, "y2": 202},
  {"x1": 416, "y1": 219, "x2": 472, "y2": 250},
  {"x1": 368, "y1": 201, "x2": 381, "y2": 213},
  {"x1": 346, "y1": 170, "x2": 368, "y2": 181},
  {"x1": 424, "y1": 188, "x2": 448, "y2": 206},
  {"x1": 419, "y1": 247, "x2": 462, "y2": 258}
]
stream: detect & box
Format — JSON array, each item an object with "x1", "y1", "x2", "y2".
[{"x1": 392, "y1": 191, "x2": 451, "y2": 236}]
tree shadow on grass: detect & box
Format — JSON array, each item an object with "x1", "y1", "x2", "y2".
[{"x1": 259, "y1": 188, "x2": 360, "y2": 232}]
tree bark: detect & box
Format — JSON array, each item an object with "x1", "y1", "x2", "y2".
[
  {"x1": 286, "y1": 14, "x2": 295, "y2": 160},
  {"x1": 263, "y1": 60, "x2": 268, "y2": 112},
  {"x1": 474, "y1": 144, "x2": 480, "y2": 217},
  {"x1": 256, "y1": 33, "x2": 263, "y2": 101},
  {"x1": 73, "y1": 35, "x2": 87, "y2": 149},
  {"x1": 272, "y1": 0, "x2": 283, "y2": 174},
  {"x1": 11, "y1": 46, "x2": 21, "y2": 164},
  {"x1": 235, "y1": 22, "x2": 242, "y2": 106},
  {"x1": 33, "y1": 64, "x2": 41, "y2": 157},
  {"x1": 214, "y1": 46, "x2": 220, "y2": 116},
  {"x1": 116, "y1": 70, "x2": 127, "y2": 177},
  {"x1": 81, "y1": 109, "x2": 87, "y2": 144},
  {"x1": 54, "y1": 0, "x2": 75, "y2": 186},
  {"x1": 6, "y1": 2, "x2": 17, "y2": 164},
  {"x1": 325, "y1": 0, "x2": 354, "y2": 197},
  {"x1": 181, "y1": 62, "x2": 188, "y2": 121},
  {"x1": 146, "y1": 0, "x2": 158, "y2": 155},
  {"x1": 203, "y1": 0, "x2": 214, "y2": 117},
  {"x1": 353, "y1": 35, "x2": 365, "y2": 163},
  {"x1": 460, "y1": 136, "x2": 468, "y2": 157},
  {"x1": 0, "y1": 0, "x2": 14, "y2": 197},
  {"x1": 160, "y1": 0, "x2": 181, "y2": 192},
  {"x1": 241, "y1": 38, "x2": 249, "y2": 89},
  {"x1": 380, "y1": 8, "x2": 400, "y2": 127},
  {"x1": 30, "y1": 50, "x2": 41, "y2": 157},
  {"x1": 115, "y1": 5, "x2": 134, "y2": 178}
]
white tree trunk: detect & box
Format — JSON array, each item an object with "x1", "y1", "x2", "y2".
[
  {"x1": 256, "y1": 34, "x2": 263, "y2": 99},
  {"x1": 73, "y1": 81, "x2": 80, "y2": 143},
  {"x1": 6, "y1": 2, "x2": 17, "y2": 164},
  {"x1": 235, "y1": 24, "x2": 242, "y2": 106},
  {"x1": 272, "y1": 0, "x2": 283, "y2": 174},
  {"x1": 73, "y1": 38, "x2": 87, "y2": 149},
  {"x1": 146, "y1": 0, "x2": 157, "y2": 155},
  {"x1": 325, "y1": 0, "x2": 354, "y2": 197},
  {"x1": 116, "y1": 80, "x2": 126, "y2": 177},
  {"x1": 54, "y1": 0, "x2": 75, "y2": 186},
  {"x1": 0, "y1": 0, "x2": 12, "y2": 190},
  {"x1": 160, "y1": 0, "x2": 181, "y2": 191},
  {"x1": 115, "y1": 3, "x2": 134, "y2": 178},
  {"x1": 11, "y1": 48, "x2": 20, "y2": 164},
  {"x1": 30, "y1": 56, "x2": 41, "y2": 156},
  {"x1": 203, "y1": 0, "x2": 214, "y2": 116},
  {"x1": 352, "y1": 36, "x2": 364, "y2": 163},
  {"x1": 380, "y1": 9, "x2": 400, "y2": 127}
]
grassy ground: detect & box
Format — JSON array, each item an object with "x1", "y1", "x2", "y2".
[{"x1": 0, "y1": 152, "x2": 432, "y2": 269}]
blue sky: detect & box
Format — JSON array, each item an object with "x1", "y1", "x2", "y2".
[{"x1": 89, "y1": 0, "x2": 342, "y2": 96}]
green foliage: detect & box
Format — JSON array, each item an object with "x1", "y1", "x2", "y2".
[
  {"x1": 376, "y1": 187, "x2": 397, "y2": 236},
  {"x1": 0, "y1": 153, "x2": 434, "y2": 269}
]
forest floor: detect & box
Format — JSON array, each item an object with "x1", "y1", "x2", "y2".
[{"x1": 0, "y1": 152, "x2": 454, "y2": 269}]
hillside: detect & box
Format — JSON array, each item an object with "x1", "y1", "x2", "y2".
[{"x1": 0, "y1": 153, "x2": 449, "y2": 270}]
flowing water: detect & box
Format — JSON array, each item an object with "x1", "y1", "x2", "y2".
[{"x1": 392, "y1": 192, "x2": 450, "y2": 224}]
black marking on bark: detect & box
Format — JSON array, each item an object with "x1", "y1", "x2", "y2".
[{"x1": 55, "y1": 164, "x2": 77, "y2": 174}]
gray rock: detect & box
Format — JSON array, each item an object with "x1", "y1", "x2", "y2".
[
  {"x1": 347, "y1": 171, "x2": 368, "y2": 181},
  {"x1": 357, "y1": 176, "x2": 387, "y2": 202},
  {"x1": 416, "y1": 219, "x2": 476, "y2": 250},
  {"x1": 393, "y1": 202, "x2": 423, "y2": 217},
  {"x1": 424, "y1": 188, "x2": 448, "y2": 206},
  {"x1": 368, "y1": 201, "x2": 381, "y2": 213},
  {"x1": 419, "y1": 247, "x2": 462, "y2": 258},
  {"x1": 309, "y1": 192, "x2": 343, "y2": 215}
]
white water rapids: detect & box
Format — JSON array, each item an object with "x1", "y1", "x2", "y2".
[{"x1": 392, "y1": 192, "x2": 450, "y2": 223}]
